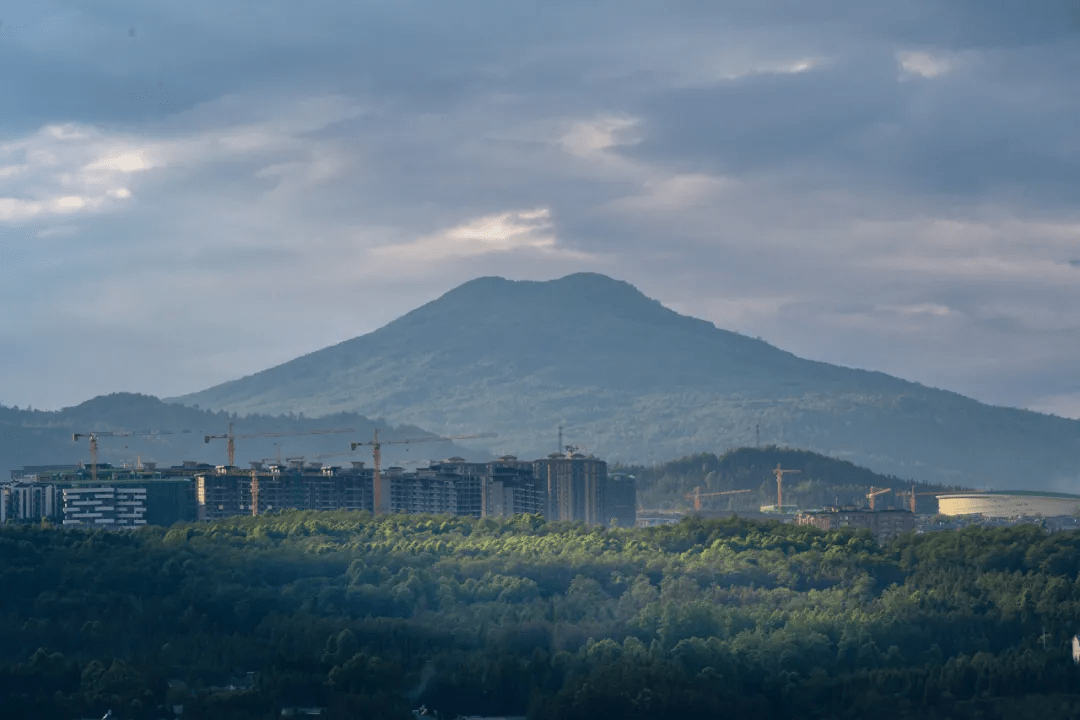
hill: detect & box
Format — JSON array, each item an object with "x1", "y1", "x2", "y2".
[
  {"x1": 171, "y1": 273, "x2": 1080, "y2": 488},
  {"x1": 0, "y1": 393, "x2": 490, "y2": 475},
  {"x1": 622, "y1": 446, "x2": 963, "y2": 513}
]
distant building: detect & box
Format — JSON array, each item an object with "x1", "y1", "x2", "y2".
[
  {"x1": 197, "y1": 464, "x2": 375, "y2": 520},
  {"x1": 482, "y1": 456, "x2": 546, "y2": 518},
  {"x1": 936, "y1": 491, "x2": 1080, "y2": 518},
  {"x1": 535, "y1": 453, "x2": 608, "y2": 525},
  {"x1": 605, "y1": 473, "x2": 637, "y2": 528},
  {"x1": 62, "y1": 486, "x2": 147, "y2": 529},
  {"x1": 1, "y1": 482, "x2": 60, "y2": 524},
  {"x1": 796, "y1": 508, "x2": 916, "y2": 541}
]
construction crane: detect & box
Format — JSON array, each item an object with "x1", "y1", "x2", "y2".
[
  {"x1": 773, "y1": 464, "x2": 801, "y2": 510},
  {"x1": 351, "y1": 429, "x2": 497, "y2": 515},
  {"x1": 72, "y1": 430, "x2": 175, "y2": 483},
  {"x1": 895, "y1": 485, "x2": 982, "y2": 513},
  {"x1": 685, "y1": 487, "x2": 753, "y2": 511},
  {"x1": 204, "y1": 422, "x2": 355, "y2": 467},
  {"x1": 866, "y1": 486, "x2": 892, "y2": 511}
]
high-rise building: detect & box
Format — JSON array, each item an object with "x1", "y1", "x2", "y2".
[
  {"x1": 604, "y1": 473, "x2": 637, "y2": 528},
  {"x1": 1, "y1": 482, "x2": 60, "y2": 524},
  {"x1": 534, "y1": 453, "x2": 608, "y2": 525},
  {"x1": 62, "y1": 486, "x2": 147, "y2": 529},
  {"x1": 482, "y1": 456, "x2": 546, "y2": 518}
]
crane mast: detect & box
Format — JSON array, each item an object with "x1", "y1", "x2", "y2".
[
  {"x1": 73, "y1": 430, "x2": 173, "y2": 483},
  {"x1": 774, "y1": 464, "x2": 801, "y2": 511},
  {"x1": 351, "y1": 429, "x2": 497, "y2": 515},
  {"x1": 866, "y1": 486, "x2": 891, "y2": 511}
]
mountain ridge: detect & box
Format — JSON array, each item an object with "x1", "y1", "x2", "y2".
[{"x1": 170, "y1": 273, "x2": 1080, "y2": 489}]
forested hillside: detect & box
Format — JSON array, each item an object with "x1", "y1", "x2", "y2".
[
  {"x1": 4, "y1": 514, "x2": 1080, "y2": 718},
  {"x1": 0, "y1": 393, "x2": 487, "y2": 475},
  {"x1": 625, "y1": 446, "x2": 963, "y2": 512}
]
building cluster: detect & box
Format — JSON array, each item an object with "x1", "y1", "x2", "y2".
[
  {"x1": 198, "y1": 453, "x2": 636, "y2": 528},
  {"x1": 795, "y1": 508, "x2": 917, "y2": 541},
  {"x1": 2, "y1": 452, "x2": 636, "y2": 530}
]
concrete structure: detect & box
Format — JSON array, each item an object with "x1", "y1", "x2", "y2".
[
  {"x1": 197, "y1": 464, "x2": 375, "y2": 520},
  {"x1": 482, "y1": 457, "x2": 546, "y2": 519},
  {"x1": 535, "y1": 453, "x2": 608, "y2": 525},
  {"x1": 1, "y1": 482, "x2": 60, "y2": 524},
  {"x1": 62, "y1": 486, "x2": 148, "y2": 528},
  {"x1": 936, "y1": 491, "x2": 1080, "y2": 518},
  {"x1": 796, "y1": 508, "x2": 916, "y2": 541},
  {"x1": 604, "y1": 473, "x2": 637, "y2": 528},
  {"x1": 191, "y1": 453, "x2": 629, "y2": 526}
]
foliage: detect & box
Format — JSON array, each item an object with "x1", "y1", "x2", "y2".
[{"x1": 4, "y1": 512, "x2": 1080, "y2": 718}]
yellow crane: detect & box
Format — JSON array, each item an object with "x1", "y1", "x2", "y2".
[
  {"x1": 685, "y1": 487, "x2": 753, "y2": 511},
  {"x1": 774, "y1": 464, "x2": 801, "y2": 510},
  {"x1": 351, "y1": 429, "x2": 497, "y2": 515},
  {"x1": 866, "y1": 486, "x2": 892, "y2": 511},
  {"x1": 72, "y1": 429, "x2": 177, "y2": 483},
  {"x1": 204, "y1": 422, "x2": 355, "y2": 467}
]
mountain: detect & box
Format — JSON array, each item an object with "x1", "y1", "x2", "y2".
[
  {"x1": 0, "y1": 393, "x2": 489, "y2": 476},
  {"x1": 171, "y1": 273, "x2": 1080, "y2": 489}
]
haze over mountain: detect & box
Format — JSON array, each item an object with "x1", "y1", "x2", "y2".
[
  {"x1": 173, "y1": 273, "x2": 1080, "y2": 490},
  {"x1": 0, "y1": 393, "x2": 488, "y2": 476}
]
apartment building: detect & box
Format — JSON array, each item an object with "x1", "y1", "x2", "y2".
[{"x1": 62, "y1": 486, "x2": 148, "y2": 529}]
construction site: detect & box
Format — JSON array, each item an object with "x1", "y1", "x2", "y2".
[{"x1": 1, "y1": 424, "x2": 637, "y2": 530}]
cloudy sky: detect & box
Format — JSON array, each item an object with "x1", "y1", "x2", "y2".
[{"x1": 2, "y1": 1, "x2": 1079, "y2": 417}]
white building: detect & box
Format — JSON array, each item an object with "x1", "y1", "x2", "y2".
[
  {"x1": 936, "y1": 491, "x2": 1080, "y2": 518},
  {"x1": 62, "y1": 486, "x2": 148, "y2": 529},
  {"x1": 1, "y1": 482, "x2": 60, "y2": 524}
]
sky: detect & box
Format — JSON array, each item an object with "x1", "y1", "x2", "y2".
[{"x1": 1, "y1": 0, "x2": 1079, "y2": 418}]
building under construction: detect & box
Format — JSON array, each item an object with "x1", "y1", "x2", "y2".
[
  {"x1": 193, "y1": 453, "x2": 629, "y2": 526},
  {"x1": 4, "y1": 451, "x2": 634, "y2": 528}
]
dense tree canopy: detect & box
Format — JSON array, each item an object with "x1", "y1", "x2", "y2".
[{"x1": 2, "y1": 513, "x2": 1080, "y2": 718}]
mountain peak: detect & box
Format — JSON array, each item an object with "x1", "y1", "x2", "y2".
[{"x1": 171, "y1": 273, "x2": 1080, "y2": 487}]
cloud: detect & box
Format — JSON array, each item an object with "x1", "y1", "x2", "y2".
[
  {"x1": 370, "y1": 208, "x2": 594, "y2": 269},
  {"x1": 897, "y1": 50, "x2": 957, "y2": 78},
  {"x1": 0, "y1": 0, "x2": 1079, "y2": 424},
  {"x1": 0, "y1": 94, "x2": 362, "y2": 228}
]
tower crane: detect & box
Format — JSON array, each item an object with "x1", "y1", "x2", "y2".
[
  {"x1": 773, "y1": 464, "x2": 801, "y2": 511},
  {"x1": 72, "y1": 430, "x2": 176, "y2": 483},
  {"x1": 895, "y1": 485, "x2": 983, "y2": 513},
  {"x1": 866, "y1": 486, "x2": 892, "y2": 511},
  {"x1": 685, "y1": 487, "x2": 753, "y2": 511},
  {"x1": 351, "y1": 429, "x2": 497, "y2": 515},
  {"x1": 204, "y1": 422, "x2": 355, "y2": 467}
]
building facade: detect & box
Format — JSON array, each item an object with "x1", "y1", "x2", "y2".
[
  {"x1": 1, "y1": 482, "x2": 60, "y2": 524},
  {"x1": 796, "y1": 508, "x2": 916, "y2": 541},
  {"x1": 604, "y1": 473, "x2": 637, "y2": 528},
  {"x1": 190, "y1": 454, "x2": 629, "y2": 527},
  {"x1": 936, "y1": 491, "x2": 1080, "y2": 518},
  {"x1": 534, "y1": 453, "x2": 608, "y2": 525},
  {"x1": 62, "y1": 486, "x2": 148, "y2": 529}
]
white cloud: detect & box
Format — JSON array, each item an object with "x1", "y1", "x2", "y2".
[
  {"x1": 370, "y1": 207, "x2": 592, "y2": 267},
  {"x1": 897, "y1": 50, "x2": 957, "y2": 78},
  {"x1": 559, "y1": 116, "x2": 641, "y2": 160},
  {"x1": 0, "y1": 94, "x2": 362, "y2": 228}
]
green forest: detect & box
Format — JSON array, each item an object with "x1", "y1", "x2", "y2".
[{"x1": 4, "y1": 512, "x2": 1080, "y2": 719}]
